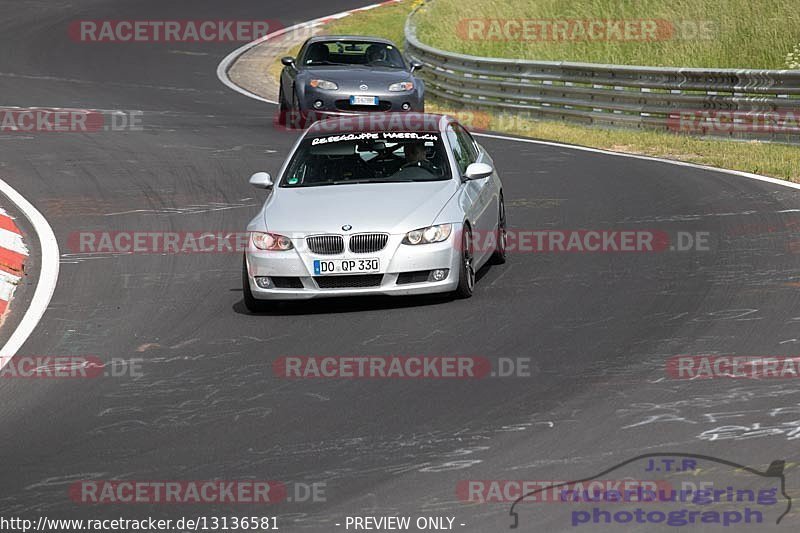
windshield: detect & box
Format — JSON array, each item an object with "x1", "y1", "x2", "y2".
[
  {"x1": 301, "y1": 41, "x2": 407, "y2": 69},
  {"x1": 280, "y1": 132, "x2": 451, "y2": 187}
]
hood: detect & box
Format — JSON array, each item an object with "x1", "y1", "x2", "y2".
[
  {"x1": 263, "y1": 180, "x2": 457, "y2": 235},
  {"x1": 298, "y1": 66, "x2": 412, "y2": 92}
]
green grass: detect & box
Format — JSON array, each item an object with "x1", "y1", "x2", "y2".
[
  {"x1": 317, "y1": 0, "x2": 800, "y2": 182},
  {"x1": 414, "y1": 0, "x2": 800, "y2": 69},
  {"x1": 323, "y1": 0, "x2": 418, "y2": 47}
]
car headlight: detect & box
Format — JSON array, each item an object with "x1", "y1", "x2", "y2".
[
  {"x1": 251, "y1": 232, "x2": 294, "y2": 251},
  {"x1": 309, "y1": 79, "x2": 338, "y2": 90},
  {"x1": 388, "y1": 81, "x2": 414, "y2": 92},
  {"x1": 403, "y1": 224, "x2": 452, "y2": 245}
]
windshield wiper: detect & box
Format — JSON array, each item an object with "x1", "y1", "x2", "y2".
[
  {"x1": 286, "y1": 179, "x2": 385, "y2": 187},
  {"x1": 289, "y1": 178, "x2": 434, "y2": 187},
  {"x1": 331, "y1": 179, "x2": 409, "y2": 185}
]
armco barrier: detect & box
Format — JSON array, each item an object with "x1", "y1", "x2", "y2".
[{"x1": 404, "y1": 2, "x2": 800, "y2": 143}]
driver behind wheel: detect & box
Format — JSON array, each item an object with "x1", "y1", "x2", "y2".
[
  {"x1": 396, "y1": 141, "x2": 437, "y2": 178},
  {"x1": 403, "y1": 141, "x2": 427, "y2": 167},
  {"x1": 365, "y1": 44, "x2": 387, "y2": 65}
]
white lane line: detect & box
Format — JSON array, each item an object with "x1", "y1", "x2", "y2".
[
  {"x1": 216, "y1": 2, "x2": 800, "y2": 194},
  {"x1": 216, "y1": 0, "x2": 403, "y2": 105},
  {"x1": 0, "y1": 176, "x2": 60, "y2": 365}
]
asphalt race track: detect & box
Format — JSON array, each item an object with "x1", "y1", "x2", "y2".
[{"x1": 1, "y1": 0, "x2": 799, "y2": 531}]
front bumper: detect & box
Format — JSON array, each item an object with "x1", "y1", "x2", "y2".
[
  {"x1": 245, "y1": 233, "x2": 459, "y2": 300},
  {"x1": 301, "y1": 87, "x2": 424, "y2": 115}
]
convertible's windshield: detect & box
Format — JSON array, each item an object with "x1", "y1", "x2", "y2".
[
  {"x1": 301, "y1": 41, "x2": 407, "y2": 69},
  {"x1": 280, "y1": 132, "x2": 451, "y2": 187}
]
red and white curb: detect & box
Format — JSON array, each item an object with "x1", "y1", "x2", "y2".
[
  {"x1": 216, "y1": 0, "x2": 404, "y2": 105},
  {"x1": 0, "y1": 176, "x2": 59, "y2": 368},
  {"x1": 0, "y1": 207, "x2": 28, "y2": 319}
]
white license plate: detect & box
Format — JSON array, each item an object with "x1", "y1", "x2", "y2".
[
  {"x1": 350, "y1": 95, "x2": 379, "y2": 106},
  {"x1": 313, "y1": 258, "x2": 380, "y2": 275}
]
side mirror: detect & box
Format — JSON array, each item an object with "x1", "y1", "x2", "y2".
[
  {"x1": 464, "y1": 162, "x2": 493, "y2": 181},
  {"x1": 281, "y1": 56, "x2": 296, "y2": 68},
  {"x1": 249, "y1": 172, "x2": 274, "y2": 189},
  {"x1": 410, "y1": 60, "x2": 423, "y2": 73}
]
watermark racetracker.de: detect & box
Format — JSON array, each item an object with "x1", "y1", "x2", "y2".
[
  {"x1": 66, "y1": 230, "x2": 713, "y2": 254},
  {"x1": 0, "y1": 356, "x2": 143, "y2": 379},
  {"x1": 456, "y1": 19, "x2": 717, "y2": 42},
  {"x1": 0, "y1": 108, "x2": 143, "y2": 133},
  {"x1": 668, "y1": 110, "x2": 800, "y2": 136},
  {"x1": 273, "y1": 355, "x2": 533, "y2": 379},
  {"x1": 458, "y1": 479, "x2": 673, "y2": 504},
  {"x1": 68, "y1": 20, "x2": 283, "y2": 43},
  {"x1": 667, "y1": 355, "x2": 800, "y2": 380},
  {"x1": 68, "y1": 479, "x2": 326, "y2": 504}
]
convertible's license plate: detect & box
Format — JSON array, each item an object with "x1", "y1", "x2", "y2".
[
  {"x1": 350, "y1": 95, "x2": 379, "y2": 106},
  {"x1": 314, "y1": 258, "x2": 380, "y2": 275}
]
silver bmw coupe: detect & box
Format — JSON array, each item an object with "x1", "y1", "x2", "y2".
[{"x1": 243, "y1": 113, "x2": 506, "y2": 311}]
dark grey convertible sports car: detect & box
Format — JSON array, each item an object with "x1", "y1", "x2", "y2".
[{"x1": 278, "y1": 35, "x2": 425, "y2": 126}]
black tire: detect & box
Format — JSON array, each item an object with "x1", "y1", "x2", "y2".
[
  {"x1": 242, "y1": 256, "x2": 270, "y2": 313},
  {"x1": 290, "y1": 88, "x2": 305, "y2": 129},
  {"x1": 491, "y1": 194, "x2": 507, "y2": 265},
  {"x1": 277, "y1": 84, "x2": 288, "y2": 126},
  {"x1": 454, "y1": 226, "x2": 475, "y2": 299}
]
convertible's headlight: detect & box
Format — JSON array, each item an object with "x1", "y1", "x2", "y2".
[
  {"x1": 388, "y1": 81, "x2": 414, "y2": 92},
  {"x1": 309, "y1": 79, "x2": 338, "y2": 90},
  {"x1": 403, "y1": 224, "x2": 452, "y2": 245},
  {"x1": 251, "y1": 232, "x2": 294, "y2": 251}
]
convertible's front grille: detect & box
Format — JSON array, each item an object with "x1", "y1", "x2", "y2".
[
  {"x1": 349, "y1": 233, "x2": 389, "y2": 254},
  {"x1": 314, "y1": 275, "x2": 383, "y2": 289},
  {"x1": 335, "y1": 99, "x2": 393, "y2": 111},
  {"x1": 306, "y1": 235, "x2": 344, "y2": 255}
]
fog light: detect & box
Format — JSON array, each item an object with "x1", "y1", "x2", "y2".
[
  {"x1": 255, "y1": 276, "x2": 273, "y2": 289},
  {"x1": 401, "y1": 102, "x2": 412, "y2": 111},
  {"x1": 429, "y1": 269, "x2": 449, "y2": 282},
  {"x1": 313, "y1": 100, "x2": 324, "y2": 109}
]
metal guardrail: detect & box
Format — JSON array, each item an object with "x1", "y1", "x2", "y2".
[{"x1": 404, "y1": 3, "x2": 800, "y2": 143}]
